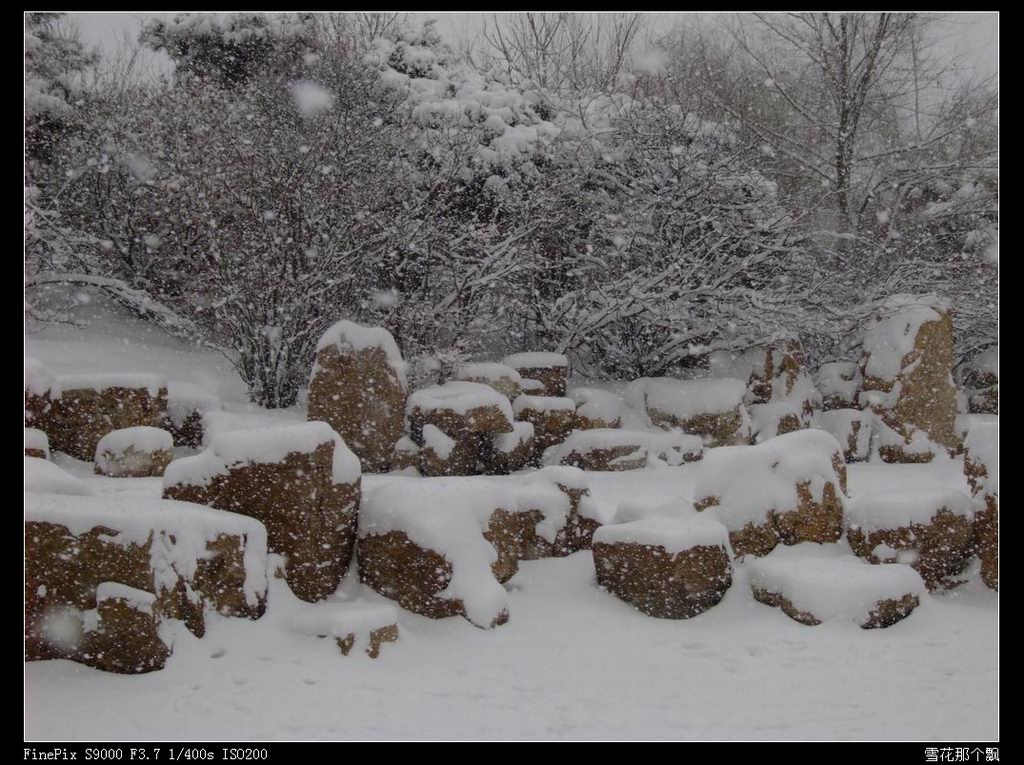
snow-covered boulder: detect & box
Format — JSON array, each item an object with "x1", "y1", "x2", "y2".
[
  {"x1": 48, "y1": 373, "x2": 168, "y2": 461},
  {"x1": 748, "y1": 402, "x2": 804, "y2": 443},
  {"x1": 502, "y1": 352, "x2": 569, "y2": 398},
  {"x1": 543, "y1": 428, "x2": 648, "y2": 471},
  {"x1": 592, "y1": 514, "x2": 733, "y2": 619},
  {"x1": 163, "y1": 422, "x2": 361, "y2": 603},
  {"x1": 513, "y1": 394, "x2": 576, "y2": 463},
  {"x1": 958, "y1": 347, "x2": 998, "y2": 415},
  {"x1": 25, "y1": 492, "x2": 269, "y2": 665},
  {"x1": 845, "y1": 488, "x2": 975, "y2": 590},
  {"x1": 486, "y1": 421, "x2": 534, "y2": 475},
  {"x1": 25, "y1": 456, "x2": 93, "y2": 496},
  {"x1": 569, "y1": 387, "x2": 623, "y2": 430},
  {"x1": 454, "y1": 361, "x2": 523, "y2": 401},
  {"x1": 358, "y1": 478, "x2": 516, "y2": 628},
  {"x1": 24, "y1": 357, "x2": 60, "y2": 430},
  {"x1": 815, "y1": 361, "x2": 861, "y2": 411},
  {"x1": 486, "y1": 466, "x2": 594, "y2": 558},
  {"x1": 747, "y1": 340, "x2": 822, "y2": 421},
  {"x1": 858, "y1": 295, "x2": 960, "y2": 462},
  {"x1": 94, "y1": 426, "x2": 174, "y2": 478},
  {"x1": 307, "y1": 320, "x2": 408, "y2": 473},
  {"x1": 291, "y1": 603, "x2": 399, "y2": 659},
  {"x1": 818, "y1": 408, "x2": 872, "y2": 463},
  {"x1": 746, "y1": 544, "x2": 925, "y2": 629},
  {"x1": 519, "y1": 378, "x2": 546, "y2": 395},
  {"x1": 642, "y1": 377, "x2": 752, "y2": 447},
  {"x1": 693, "y1": 429, "x2": 848, "y2": 557},
  {"x1": 164, "y1": 382, "x2": 221, "y2": 448},
  {"x1": 964, "y1": 420, "x2": 998, "y2": 590},
  {"x1": 391, "y1": 435, "x2": 421, "y2": 473},
  {"x1": 78, "y1": 583, "x2": 171, "y2": 673},
  {"x1": 25, "y1": 427, "x2": 50, "y2": 460}
]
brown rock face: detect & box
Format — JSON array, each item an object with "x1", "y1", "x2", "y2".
[
  {"x1": 164, "y1": 440, "x2": 359, "y2": 603},
  {"x1": 558, "y1": 443, "x2": 647, "y2": 472},
  {"x1": 357, "y1": 530, "x2": 510, "y2": 627},
  {"x1": 647, "y1": 407, "x2": 749, "y2": 448},
  {"x1": 407, "y1": 402, "x2": 513, "y2": 443},
  {"x1": 964, "y1": 446, "x2": 998, "y2": 590},
  {"x1": 593, "y1": 542, "x2": 732, "y2": 619},
  {"x1": 49, "y1": 385, "x2": 168, "y2": 461},
  {"x1": 859, "y1": 304, "x2": 960, "y2": 462},
  {"x1": 308, "y1": 344, "x2": 406, "y2": 473},
  {"x1": 25, "y1": 515, "x2": 265, "y2": 664},
  {"x1": 773, "y1": 481, "x2": 844, "y2": 546},
  {"x1": 484, "y1": 424, "x2": 535, "y2": 475},
  {"x1": 79, "y1": 589, "x2": 171, "y2": 674},
  {"x1": 847, "y1": 509, "x2": 975, "y2": 590},
  {"x1": 514, "y1": 401, "x2": 576, "y2": 463},
  {"x1": 165, "y1": 410, "x2": 205, "y2": 449},
  {"x1": 418, "y1": 432, "x2": 489, "y2": 477}
]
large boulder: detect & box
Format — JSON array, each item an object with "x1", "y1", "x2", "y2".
[
  {"x1": 964, "y1": 420, "x2": 998, "y2": 590},
  {"x1": 748, "y1": 402, "x2": 804, "y2": 443},
  {"x1": 24, "y1": 357, "x2": 60, "y2": 430},
  {"x1": 358, "y1": 479, "x2": 515, "y2": 628},
  {"x1": 818, "y1": 409, "x2": 872, "y2": 463},
  {"x1": 746, "y1": 544, "x2": 925, "y2": 629},
  {"x1": 569, "y1": 388, "x2": 623, "y2": 430},
  {"x1": 25, "y1": 427, "x2": 50, "y2": 460},
  {"x1": 485, "y1": 421, "x2": 535, "y2": 475},
  {"x1": 543, "y1": 428, "x2": 648, "y2": 471},
  {"x1": 502, "y1": 352, "x2": 569, "y2": 397},
  {"x1": 815, "y1": 361, "x2": 861, "y2": 411},
  {"x1": 163, "y1": 422, "x2": 361, "y2": 602},
  {"x1": 25, "y1": 491, "x2": 268, "y2": 666},
  {"x1": 454, "y1": 362, "x2": 523, "y2": 401},
  {"x1": 513, "y1": 395, "x2": 576, "y2": 463},
  {"x1": 858, "y1": 295, "x2": 960, "y2": 462},
  {"x1": 164, "y1": 382, "x2": 221, "y2": 449},
  {"x1": 307, "y1": 320, "x2": 408, "y2": 473},
  {"x1": 94, "y1": 426, "x2": 174, "y2": 478},
  {"x1": 693, "y1": 429, "x2": 847, "y2": 557},
  {"x1": 642, "y1": 377, "x2": 752, "y2": 447},
  {"x1": 747, "y1": 340, "x2": 822, "y2": 422},
  {"x1": 958, "y1": 348, "x2": 998, "y2": 415},
  {"x1": 846, "y1": 488, "x2": 975, "y2": 590},
  {"x1": 47, "y1": 373, "x2": 168, "y2": 461},
  {"x1": 592, "y1": 515, "x2": 733, "y2": 619},
  {"x1": 77, "y1": 583, "x2": 172, "y2": 674}
]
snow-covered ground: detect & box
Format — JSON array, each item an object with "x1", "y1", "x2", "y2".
[{"x1": 24, "y1": 315, "x2": 998, "y2": 741}]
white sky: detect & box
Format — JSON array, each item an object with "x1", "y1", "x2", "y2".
[{"x1": 67, "y1": 11, "x2": 998, "y2": 83}]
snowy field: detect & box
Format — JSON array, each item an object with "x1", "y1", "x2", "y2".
[{"x1": 24, "y1": 317, "x2": 998, "y2": 741}]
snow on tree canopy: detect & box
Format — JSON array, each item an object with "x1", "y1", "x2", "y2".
[
  {"x1": 25, "y1": 457, "x2": 92, "y2": 496},
  {"x1": 644, "y1": 378, "x2": 747, "y2": 420},
  {"x1": 408, "y1": 381, "x2": 514, "y2": 422},
  {"x1": 314, "y1": 319, "x2": 408, "y2": 390},
  {"x1": 694, "y1": 429, "x2": 845, "y2": 531},
  {"x1": 503, "y1": 352, "x2": 570, "y2": 369},
  {"x1": 25, "y1": 491, "x2": 268, "y2": 608},
  {"x1": 359, "y1": 477, "x2": 514, "y2": 627},
  {"x1": 58, "y1": 372, "x2": 166, "y2": 397},
  {"x1": 846, "y1": 488, "x2": 974, "y2": 532},
  {"x1": 862, "y1": 294, "x2": 950, "y2": 381},
  {"x1": 163, "y1": 421, "x2": 360, "y2": 489},
  {"x1": 25, "y1": 357, "x2": 60, "y2": 398},
  {"x1": 745, "y1": 543, "x2": 925, "y2": 624},
  {"x1": 593, "y1": 513, "x2": 731, "y2": 555}
]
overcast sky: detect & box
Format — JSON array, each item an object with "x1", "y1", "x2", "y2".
[{"x1": 67, "y1": 11, "x2": 998, "y2": 83}]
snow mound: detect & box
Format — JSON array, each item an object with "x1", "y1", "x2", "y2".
[
  {"x1": 455, "y1": 362, "x2": 521, "y2": 383},
  {"x1": 95, "y1": 426, "x2": 173, "y2": 457},
  {"x1": 25, "y1": 457, "x2": 93, "y2": 496},
  {"x1": 568, "y1": 387, "x2": 623, "y2": 424},
  {"x1": 862, "y1": 294, "x2": 948, "y2": 380},
  {"x1": 408, "y1": 381, "x2": 514, "y2": 422},
  {"x1": 25, "y1": 356, "x2": 60, "y2": 398},
  {"x1": 57, "y1": 372, "x2": 166, "y2": 396},
  {"x1": 166, "y1": 382, "x2": 221, "y2": 429},
  {"x1": 746, "y1": 543, "x2": 925, "y2": 624},
  {"x1": 512, "y1": 394, "x2": 575, "y2": 415},
  {"x1": 645, "y1": 377, "x2": 746, "y2": 419},
  {"x1": 846, "y1": 489, "x2": 974, "y2": 531},
  {"x1": 25, "y1": 427, "x2": 50, "y2": 459},
  {"x1": 503, "y1": 352, "x2": 569, "y2": 369},
  {"x1": 964, "y1": 420, "x2": 998, "y2": 494}
]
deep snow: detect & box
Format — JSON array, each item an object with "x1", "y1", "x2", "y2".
[{"x1": 24, "y1": 310, "x2": 997, "y2": 741}]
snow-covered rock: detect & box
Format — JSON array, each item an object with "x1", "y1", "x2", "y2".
[
  {"x1": 25, "y1": 427, "x2": 50, "y2": 460},
  {"x1": 94, "y1": 426, "x2": 174, "y2": 478},
  {"x1": 964, "y1": 420, "x2": 998, "y2": 590},
  {"x1": 569, "y1": 387, "x2": 623, "y2": 430},
  {"x1": 502, "y1": 352, "x2": 569, "y2": 397},
  {"x1": 818, "y1": 408, "x2": 872, "y2": 462}
]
